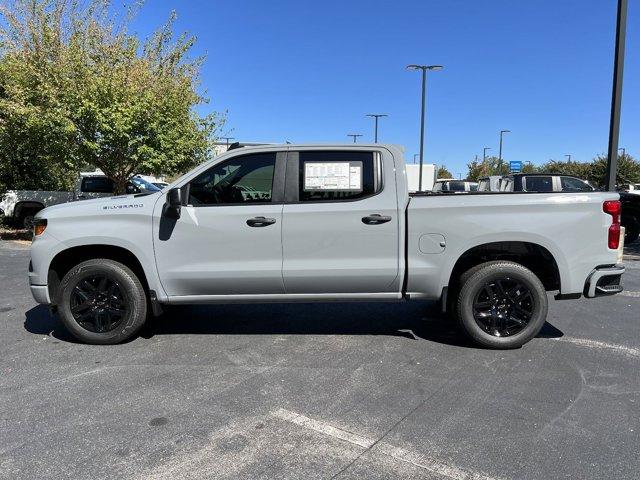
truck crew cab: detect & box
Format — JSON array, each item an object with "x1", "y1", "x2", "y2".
[{"x1": 29, "y1": 144, "x2": 625, "y2": 349}]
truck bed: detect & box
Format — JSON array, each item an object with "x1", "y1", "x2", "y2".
[{"x1": 405, "y1": 191, "x2": 621, "y2": 299}]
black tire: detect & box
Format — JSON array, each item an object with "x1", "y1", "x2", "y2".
[
  {"x1": 57, "y1": 259, "x2": 147, "y2": 344},
  {"x1": 454, "y1": 261, "x2": 548, "y2": 349}
]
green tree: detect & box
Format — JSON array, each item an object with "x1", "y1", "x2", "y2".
[
  {"x1": 0, "y1": 0, "x2": 223, "y2": 193},
  {"x1": 538, "y1": 159, "x2": 592, "y2": 180},
  {"x1": 466, "y1": 156, "x2": 510, "y2": 181},
  {"x1": 436, "y1": 165, "x2": 453, "y2": 179},
  {"x1": 590, "y1": 153, "x2": 640, "y2": 188},
  {"x1": 521, "y1": 162, "x2": 538, "y2": 174}
]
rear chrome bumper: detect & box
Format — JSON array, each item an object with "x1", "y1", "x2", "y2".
[{"x1": 584, "y1": 265, "x2": 625, "y2": 298}]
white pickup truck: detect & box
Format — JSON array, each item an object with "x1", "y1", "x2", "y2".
[
  {"x1": 1, "y1": 173, "x2": 161, "y2": 228},
  {"x1": 29, "y1": 144, "x2": 625, "y2": 348}
]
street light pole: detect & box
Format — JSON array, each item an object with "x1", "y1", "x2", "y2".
[
  {"x1": 619, "y1": 147, "x2": 626, "y2": 157},
  {"x1": 413, "y1": 154, "x2": 419, "y2": 164},
  {"x1": 366, "y1": 114, "x2": 388, "y2": 143},
  {"x1": 565, "y1": 154, "x2": 571, "y2": 161},
  {"x1": 498, "y1": 130, "x2": 510, "y2": 171},
  {"x1": 221, "y1": 137, "x2": 235, "y2": 150},
  {"x1": 606, "y1": 0, "x2": 628, "y2": 191},
  {"x1": 347, "y1": 134, "x2": 363, "y2": 143},
  {"x1": 483, "y1": 147, "x2": 491, "y2": 162},
  {"x1": 407, "y1": 64, "x2": 443, "y2": 191}
]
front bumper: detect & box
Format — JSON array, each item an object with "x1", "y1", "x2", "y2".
[
  {"x1": 30, "y1": 284, "x2": 51, "y2": 304},
  {"x1": 584, "y1": 265, "x2": 625, "y2": 298}
]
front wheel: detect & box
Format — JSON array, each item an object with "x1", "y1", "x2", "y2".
[
  {"x1": 57, "y1": 259, "x2": 148, "y2": 344},
  {"x1": 454, "y1": 261, "x2": 548, "y2": 349}
]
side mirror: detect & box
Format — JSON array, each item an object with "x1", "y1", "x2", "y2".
[{"x1": 164, "y1": 188, "x2": 182, "y2": 219}]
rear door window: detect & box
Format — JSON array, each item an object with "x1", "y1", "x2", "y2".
[
  {"x1": 524, "y1": 176, "x2": 553, "y2": 192},
  {"x1": 297, "y1": 151, "x2": 380, "y2": 202}
]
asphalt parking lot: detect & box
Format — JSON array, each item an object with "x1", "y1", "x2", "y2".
[{"x1": 1, "y1": 240, "x2": 639, "y2": 480}]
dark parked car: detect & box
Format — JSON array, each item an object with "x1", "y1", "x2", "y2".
[{"x1": 619, "y1": 192, "x2": 640, "y2": 244}]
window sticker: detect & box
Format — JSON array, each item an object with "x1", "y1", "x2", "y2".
[{"x1": 304, "y1": 161, "x2": 363, "y2": 191}]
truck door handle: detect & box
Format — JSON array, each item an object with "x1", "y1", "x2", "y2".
[
  {"x1": 246, "y1": 216, "x2": 276, "y2": 227},
  {"x1": 362, "y1": 214, "x2": 392, "y2": 225}
]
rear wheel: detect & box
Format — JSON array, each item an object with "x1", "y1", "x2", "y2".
[
  {"x1": 454, "y1": 261, "x2": 548, "y2": 349},
  {"x1": 57, "y1": 259, "x2": 147, "y2": 344}
]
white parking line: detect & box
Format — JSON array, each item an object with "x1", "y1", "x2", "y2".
[
  {"x1": 271, "y1": 408, "x2": 374, "y2": 448},
  {"x1": 271, "y1": 408, "x2": 503, "y2": 480},
  {"x1": 619, "y1": 290, "x2": 640, "y2": 297},
  {"x1": 551, "y1": 337, "x2": 640, "y2": 358}
]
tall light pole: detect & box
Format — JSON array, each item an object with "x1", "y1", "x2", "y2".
[
  {"x1": 565, "y1": 154, "x2": 572, "y2": 161},
  {"x1": 366, "y1": 114, "x2": 388, "y2": 143},
  {"x1": 483, "y1": 147, "x2": 491, "y2": 162},
  {"x1": 606, "y1": 0, "x2": 628, "y2": 191},
  {"x1": 619, "y1": 147, "x2": 626, "y2": 157},
  {"x1": 498, "y1": 130, "x2": 510, "y2": 170},
  {"x1": 347, "y1": 134, "x2": 363, "y2": 143},
  {"x1": 413, "y1": 154, "x2": 419, "y2": 164},
  {"x1": 407, "y1": 64, "x2": 443, "y2": 191},
  {"x1": 221, "y1": 137, "x2": 235, "y2": 150}
]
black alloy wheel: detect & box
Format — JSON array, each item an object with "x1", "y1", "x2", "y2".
[
  {"x1": 70, "y1": 275, "x2": 129, "y2": 333},
  {"x1": 472, "y1": 277, "x2": 534, "y2": 337},
  {"x1": 454, "y1": 261, "x2": 548, "y2": 349}
]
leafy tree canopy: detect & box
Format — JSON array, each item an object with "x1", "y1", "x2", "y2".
[
  {"x1": 436, "y1": 165, "x2": 453, "y2": 179},
  {"x1": 0, "y1": 0, "x2": 223, "y2": 193},
  {"x1": 466, "y1": 154, "x2": 639, "y2": 187}
]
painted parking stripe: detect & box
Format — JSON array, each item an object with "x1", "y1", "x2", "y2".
[
  {"x1": 551, "y1": 337, "x2": 640, "y2": 358},
  {"x1": 377, "y1": 443, "x2": 504, "y2": 480},
  {"x1": 271, "y1": 408, "x2": 374, "y2": 448},
  {"x1": 619, "y1": 290, "x2": 640, "y2": 297},
  {"x1": 271, "y1": 408, "x2": 504, "y2": 480}
]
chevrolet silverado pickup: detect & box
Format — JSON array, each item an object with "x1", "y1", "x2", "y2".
[{"x1": 29, "y1": 144, "x2": 626, "y2": 348}]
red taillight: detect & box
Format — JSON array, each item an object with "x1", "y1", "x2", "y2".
[{"x1": 603, "y1": 200, "x2": 621, "y2": 249}]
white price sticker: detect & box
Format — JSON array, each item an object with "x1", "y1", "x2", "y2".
[{"x1": 304, "y1": 162, "x2": 363, "y2": 191}]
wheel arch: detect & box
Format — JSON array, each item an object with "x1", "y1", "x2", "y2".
[
  {"x1": 447, "y1": 241, "x2": 562, "y2": 295},
  {"x1": 48, "y1": 244, "x2": 150, "y2": 304}
]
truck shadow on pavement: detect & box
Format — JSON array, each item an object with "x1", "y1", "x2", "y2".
[{"x1": 23, "y1": 301, "x2": 564, "y2": 348}]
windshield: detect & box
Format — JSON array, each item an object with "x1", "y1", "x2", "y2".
[{"x1": 130, "y1": 177, "x2": 161, "y2": 192}]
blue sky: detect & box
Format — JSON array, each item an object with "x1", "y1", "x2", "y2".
[{"x1": 130, "y1": 0, "x2": 639, "y2": 175}]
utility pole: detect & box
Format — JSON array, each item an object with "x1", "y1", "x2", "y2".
[
  {"x1": 606, "y1": 0, "x2": 628, "y2": 191},
  {"x1": 498, "y1": 130, "x2": 510, "y2": 171},
  {"x1": 406, "y1": 64, "x2": 443, "y2": 190},
  {"x1": 483, "y1": 147, "x2": 491, "y2": 162},
  {"x1": 221, "y1": 137, "x2": 235, "y2": 150},
  {"x1": 347, "y1": 134, "x2": 363, "y2": 143},
  {"x1": 365, "y1": 114, "x2": 388, "y2": 143}
]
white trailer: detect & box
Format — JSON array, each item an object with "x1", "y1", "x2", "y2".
[{"x1": 405, "y1": 163, "x2": 436, "y2": 192}]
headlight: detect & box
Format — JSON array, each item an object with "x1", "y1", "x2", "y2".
[{"x1": 33, "y1": 218, "x2": 47, "y2": 236}]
